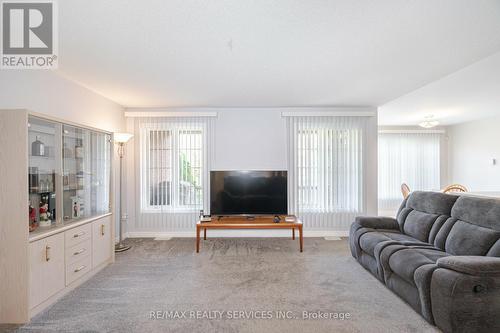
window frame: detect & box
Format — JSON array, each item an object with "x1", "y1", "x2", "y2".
[
  {"x1": 139, "y1": 122, "x2": 206, "y2": 213},
  {"x1": 378, "y1": 132, "x2": 441, "y2": 210},
  {"x1": 295, "y1": 127, "x2": 363, "y2": 213}
]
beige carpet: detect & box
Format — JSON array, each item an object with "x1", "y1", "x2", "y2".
[{"x1": 11, "y1": 238, "x2": 439, "y2": 333}]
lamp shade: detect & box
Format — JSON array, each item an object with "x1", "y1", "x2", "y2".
[{"x1": 114, "y1": 132, "x2": 133, "y2": 143}]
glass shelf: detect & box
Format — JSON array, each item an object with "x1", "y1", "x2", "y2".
[
  {"x1": 62, "y1": 125, "x2": 111, "y2": 223},
  {"x1": 28, "y1": 115, "x2": 111, "y2": 233},
  {"x1": 28, "y1": 117, "x2": 59, "y2": 232}
]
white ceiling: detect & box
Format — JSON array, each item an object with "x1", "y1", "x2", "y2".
[
  {"x1": 58, "y1": 0, "x2": 500, "y2": 109},
  {"x1": 379, "y1": 51, "x2": 500, "y2": 126}
]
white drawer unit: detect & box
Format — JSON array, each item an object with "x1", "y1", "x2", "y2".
[
  {"x1": 65, "y1": 223, "x2": 92, "y2": 248},
  {"x1": 65, "y1": 255, "x2": 92, "y2": 286},
  {"x1": 65, "y1": 239, "x2": 91, "y2": 266},
  {"x1": 28, "y1": 215, "x2": 113, "y2": 315},
  {"x1": 29, "y1": 233, "x2": 65, "y2": 309},
  {"x1": 92, "y1": 216, "x2": 112, "y2": 268}
]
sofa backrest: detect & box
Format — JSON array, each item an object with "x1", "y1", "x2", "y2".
[
  {"x1": 397, "y1": 191, "x2": 458, "y2": 243},
  {"x1": 439, "y1": 196, "x2": 500, "y2": 257}
]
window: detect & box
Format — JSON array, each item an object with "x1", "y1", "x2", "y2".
[
  {"x1": 140, "y1": 124, "x2": 204, "y2": 212},
  {"x1": 378, "y1": 132, "x2": 441, "y2": 213},
  {"x1": 296, "y1": 128, "x2": 363, "y2": 212}
]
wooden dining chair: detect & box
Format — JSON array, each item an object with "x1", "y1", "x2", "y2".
[
  {"x1": 401, "y1": 183, "x2": 411, "y2": 199},
  {"x1": 442, "y1": 184, "x2": 468, "y2": 194}
]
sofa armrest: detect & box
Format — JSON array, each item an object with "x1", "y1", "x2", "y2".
[
  {"x1": 354, "y1": 216, "x2": 399, "y2": 230},
  {"x1": 437, "y1": 256, "x2": 500, "y2": 277},
  {"x1": 431, "y1": 258, "x2": 500, "y2": 332}
]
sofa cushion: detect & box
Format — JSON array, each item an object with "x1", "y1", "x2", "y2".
[
  {"x1": 488, "y1": 239, "x2": 500, "y2": 257},
  {"x1": 403, "y1": 210, "x2": 439, "y2": 242},
  {"x1": 451, "y1": 195, "x2": 500, "y2": 230},
  {"x1": 444, "y1": 196, "x2": 500, "y2": 256},
  {"x1": 388, "y1": 247, "x2": 449, "y2": 285},
  {"x1": 445, "y1": 220, "x2": 500, "y2": 256},
  {"x1": 359, "y1": 231, "x2": 426, "y2": 257},
  {"x1": 407, "y1": 191, "x2": 459, "y2": 216},
  {"x1": 397, "y1": 192, "x2": 458, "y2": 243}
]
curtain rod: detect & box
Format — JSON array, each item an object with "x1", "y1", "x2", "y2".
[
  {"x1": 125, "y1": 112, "x2": 217, "y2": 118},
  {"x1": 378, "y1": 129, "x2": 446, "y2": 134},
  {"x1": 281, "y1": 111, "x2": 375, "y2": 117}
]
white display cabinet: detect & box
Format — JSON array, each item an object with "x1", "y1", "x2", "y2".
[{"x1": 0, "y1": 110, "x2": 115, "y2": 324}]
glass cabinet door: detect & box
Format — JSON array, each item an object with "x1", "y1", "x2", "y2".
[
  {"x1": 89, "y1": 131, "x2": 111, "y2": 215},
  {"x1": 28, "y1": 117, "x2": 61, "y2": 231},
  {"x1": 63, "y1": 125, "x2": 91, "y2": 222},
  {"x1": 28, "y1": 116, "x2": 111, "y2": 231}
]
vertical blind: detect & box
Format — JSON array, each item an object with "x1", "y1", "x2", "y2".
[
  {"x1": 133, "y1": 116, "x2": 215, "y2": 231},
  {"x1": 286, "y1": 116, "x2": 367, "y2": 230},
  {"x1": 378, "y1": 132, "x2": 441, "y2": 213}
]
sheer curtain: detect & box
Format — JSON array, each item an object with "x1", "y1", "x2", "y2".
[
  {"x1": 286, "y1": 116, "x2": 368, "y2": 230},
  {"x1": 132, "y1": 115, "x2": 216, "y2": 231},
  {"x1": 378, "y1": 132, "x2": 441, "y2": 214}
]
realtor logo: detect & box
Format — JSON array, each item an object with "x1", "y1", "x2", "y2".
[{"x1": 1, "y1": 0, "x2": 58, "y2": 69}]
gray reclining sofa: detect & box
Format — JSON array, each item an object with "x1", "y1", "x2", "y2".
[{"x1": 350, "y1": 191, "x2": 500, "y2": 333}]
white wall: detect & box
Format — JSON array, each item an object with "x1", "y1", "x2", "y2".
[
  {"x1": 0, "y1": 71, "x2": 124, "y2": 132},
  {"x1": 124, "y1": 108, "x2": 378, "y2": 237},
  {"x1": 213, "y1": 109, "x2": 287, "y2": 170},
  {"x1": 448, "y1": 116, "x2": 500, "y2": 193},
  {"x1": 0, "y1": 71, "x2": 125, "y2": 240}
]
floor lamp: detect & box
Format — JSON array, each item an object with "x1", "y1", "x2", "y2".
[{"x1": 114, "y1": 132, "x2": 133, "y2": 252}]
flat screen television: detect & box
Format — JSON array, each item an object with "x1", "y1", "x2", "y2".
[{"x1": 210, "y1": 170, "x2": 287, "y2": 216}]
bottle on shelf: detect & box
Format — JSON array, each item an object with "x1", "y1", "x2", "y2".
[
  {"x1": 63, "y1": 142, "x2": 74, "y2": 158},
  {"x1": 32, "y1": 136, "x2": 45, "y2": 157}
]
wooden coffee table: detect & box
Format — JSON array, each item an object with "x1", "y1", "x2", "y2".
[{"x1": 196, "y1": 215, "x2": 303, "y2": 253}]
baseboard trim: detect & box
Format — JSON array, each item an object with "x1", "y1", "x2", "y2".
[{"x1": 125, "y1": 230, "x2": 349, "y2": 238}]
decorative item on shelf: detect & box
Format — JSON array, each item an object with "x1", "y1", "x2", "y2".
[
  {"x1": 76, "y1": 171, "x2": 85, "y2": 188},
  {"x1": 45, "y1": 146, "x2": 54, "y2": 158},
  {"x1": 75, "y1": 139, "x2": 84, "y2": 158},
  {"x1": 29, "y1": 203, "x2": 38, "y2": 232},
  {"x1": 67, "y1": 174, "x2": 77, "y2": 189},
  {"x1": 32, "y1": 136, "x2": 45, "y2": 156},
  {"x1": 114, "y1": 132, "x2": 134, "y2": 253},
  {"x1": 70, "y1": 196, "x2": 82, "y2": 219},
  {"x1": 37, "y1": 173, "x2": 54, "y2": 193},
  {"x1": 29, "y1": 167, "x2": 39, "y2": 193},
  {"x1": 63, "y1": 143, "x2": 74, "y2": 158},
  {"x1": 39, "y1": 200, "x2": 52, "y2": 227}
]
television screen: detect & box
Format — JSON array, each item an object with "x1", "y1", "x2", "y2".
[{"x1": 210, "y1": 171, "x2": 287, "y2": 215}]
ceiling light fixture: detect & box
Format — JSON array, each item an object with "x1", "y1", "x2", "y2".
[{"x1": 419, "y1": 115, "x2": 439, "y2": 129}]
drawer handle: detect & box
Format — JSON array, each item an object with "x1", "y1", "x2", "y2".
[
  {"x1": 74, "y1": 265, "x2": 86, "y2": 273},
  {"x1": 45, "y1": 245, "x2": 51, "y2": 262},
  {"x1": 73, "y1": 248, "x2": 86, "y2": 256},
  {"x1": 73, "y1": 232, "x2": 85, "y2": 238},
  {"x1": 101, "y1": 224, "x2": 105, "y2": 236}
]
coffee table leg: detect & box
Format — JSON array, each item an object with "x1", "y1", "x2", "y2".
[
  {"x1": 204, "y1": 228, "x2": 207, "y2": 240},
  {"x1": 196, "y1": 225, "x2": 200, "y2": 253},
  {"x1": 292, "y1": 228, "x2": 295, "y2": 240},
  {"x1": 299, "y1": 225, "x2": 303, "y2": 252}
]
